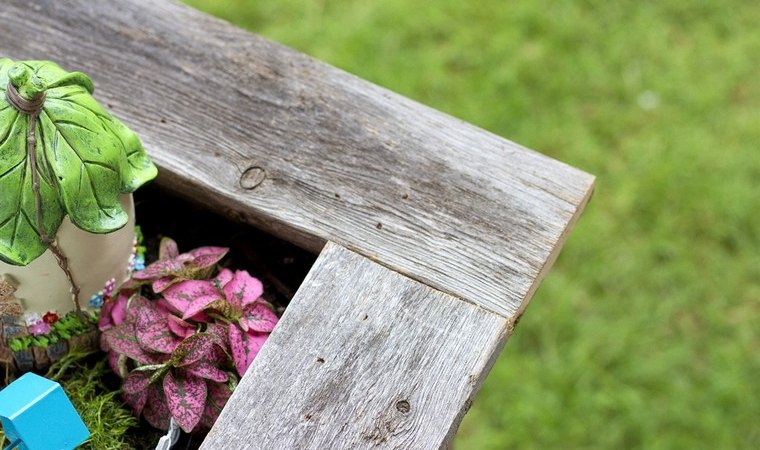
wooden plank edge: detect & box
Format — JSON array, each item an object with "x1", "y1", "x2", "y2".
[
  {"x1": 515, "y1": 176, "x2": 596, "y2": 321},
  {"x1": 438, "y1": 320, "x2": 513, "y2": 449}
]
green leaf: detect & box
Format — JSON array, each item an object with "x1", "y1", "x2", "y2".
[
  {"x1": 0, "y1": 59, "x2": 157, "y2": 265},
  {"x1": 9, "y1": 336, "x2": 27, "y2": 351},
  {"x1": 0, "y1": 108, "x2": 63, "y2": 264}
]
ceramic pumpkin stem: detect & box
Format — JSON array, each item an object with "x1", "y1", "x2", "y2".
[{"x1": 7, "y1": 78, "x2": 82, "y2": 312}]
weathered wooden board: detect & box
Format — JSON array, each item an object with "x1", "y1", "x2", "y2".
[
  {"x1": 0, "y1": 0, "x2": 594, "y2": 319},
  {"x1": 202, "y1": 242, "x2": 509, "y2": 449}
]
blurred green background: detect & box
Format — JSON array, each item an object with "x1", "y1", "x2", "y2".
[{"x1": 183, "y1": 1, "x2": 758, "y2": 448}]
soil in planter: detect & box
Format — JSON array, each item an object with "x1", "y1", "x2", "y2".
[{"x1": 135, "y1": 185, "x2": 317, "y2": 314}]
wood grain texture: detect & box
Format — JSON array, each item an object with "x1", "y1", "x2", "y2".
[
  {"x1": 1, "y1": 0, "x2": 594, "y2": 319},
  {"x1": 202, "y1": 242, "x2": 509, "y2": 449}
]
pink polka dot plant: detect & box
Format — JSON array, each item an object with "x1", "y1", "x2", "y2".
[{"x1": 99, "y1": 237, "x2": 279, "y2": 433}]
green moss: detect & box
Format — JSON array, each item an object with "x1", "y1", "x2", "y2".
[{"x1": 43, "y1": 350, "x2": 141, "y2": 450}]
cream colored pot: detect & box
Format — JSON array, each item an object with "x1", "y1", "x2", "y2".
[{"x1": 0, "y1": 195, "x2": 135, "y2": 317}]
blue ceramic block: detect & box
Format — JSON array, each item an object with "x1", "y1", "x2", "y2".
[{"x1": 0, "y1": 373, "x2": 89, "y2": 450}]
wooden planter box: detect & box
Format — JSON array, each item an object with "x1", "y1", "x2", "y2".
[{"x1": 3, "y1": 1, "x2": 594, "y2": 448}]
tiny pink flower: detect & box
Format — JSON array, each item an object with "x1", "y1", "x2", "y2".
[
  {"x1": 29, "y1": 321, "x2": 51, "y2": 336},
  {"x1": 103, "y1": 277, "x2": 117, "y2": 296}
]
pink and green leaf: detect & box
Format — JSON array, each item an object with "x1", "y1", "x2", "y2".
[
  {"x1": 205, "y1": 322, "x2": 230, "y2": 350},
  {"x1": 241, "y1": 303, "x2": 279, "y2": 333},
  {"x1": 137, "y1": 316, "x2": 181, "y2": 354},
  {"x1": 123, "y1": 370, "x2": 151, "y2": 394},
  {"x1": 162, "y1": 280, "x2": 220, "y2": 315},
  {"x1": 144, "y1": 384, "x2": 171, "y2": 430},
  {"x1": 229, "y1": 324, "x2": 268, "y2": 377},
  {"x1": 123, "y1": 388, "x2": 148, "y2": 417},
  {"x1": 186, "y1": 361, "x2": 229, "y2": 382},
  {"x1": 108, "y1": 292, "x2": 129, "y2": 326},
  {"x1": 131, "y1": 241, "x2": 229, "y2": 293},
  {"x1": 158, "y1": 237, "x2": 179, "y2": 260},
  {"x1": 152, "y1": 276, "x2": 180, "y2": 293},
  {"x1": 167, "y1": 315, "x2": 196, "y2": 338},
  {"x1": 98, "y1": 298, "x2": 116, "y2": 331},
  {"x1": 188, "y1": 246, "x2": 228, "y2": 265},
  {"x1": 125, "y1": 295, "x2": 154, "y2": 323},
  {"x1": 200, "y1": 382, "x2": 233, "y2": 429},
  {"x1": 182, "y1": 295, "x2": 228, "y2": 320},
  {"x1": 98, "y1": 291, "x2": 131, "y2": 331},
  {"x1": 163, "y1": 371, "x2": 208, "y2": 433},
  {"x1": 207, "y1": 343, "x2": 230, "y2": 365},
  {"x1": 188, "y1": 298, "x2": 238, "y2": 321},
  {"x1": 132, "y1": 297, "x2": 181, "y2": 354},
  {"x1": 131, "y1": 258, "x2": 183, "y2": 282},
  {"x1": 104, "y1": 323, "x2": 160, "y2": 364},
  {"x1": 170, "y1": 333, "x2": 216, "y2": 367},
  {"x1": 107, "y1": 351, "x2": 128, "y2": 379},
  {"x1": 222, "y1": 270, "x2": 263, "y2": 308},
  {"x1": 214, "y1": 268, "x2": 234, "y2": 286}
]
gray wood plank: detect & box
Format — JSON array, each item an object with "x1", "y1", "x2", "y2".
[
  {"x1": 202, "y1": 242, "x2": 509, "y2": 449},
  {"x1": 1, "y1": 0, "x2": 594, "y2": 319}
]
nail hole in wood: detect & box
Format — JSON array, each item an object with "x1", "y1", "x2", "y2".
[
  {"x1": 396, "y1": 400, "x2": 410, "y2": 414},
  {"x1": 316, "y1": 357, "x2": 325, "y2": 364},
  {"x1": 160, "y1": 118, "x2": 167, "y2": 124},
  {"x1": 304, "y1": 414, "x2": 312, "y2": 421},
  {"x1": 335, "y1": 193, "x2": 341, "y2": 199},
  {"x1": 225, "y1": 208, "x2": 246, "y2": 222},
  {"x1": 362, "y1": 314, "x2": 368, "y2": 321},
  {"x1": 402, "y1": 193, "x2": 409, "y2": 199},
  {"x1": 376, "y1": 222, "x2": 383, "y2": 230},
  {"x1": 240, "y1": 166, "x2": 266, "y2": 190}
]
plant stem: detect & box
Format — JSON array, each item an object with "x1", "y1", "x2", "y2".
[
  {"x1": 26, "y1": 112, "x2": 82, "y2": 312},
  {"x1": 48, "y1": 241, "x2": 82, "y2": 313}
]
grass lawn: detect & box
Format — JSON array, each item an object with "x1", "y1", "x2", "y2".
[{"x1": 183, "y1": 1, "x2": 759, "y2": 448}]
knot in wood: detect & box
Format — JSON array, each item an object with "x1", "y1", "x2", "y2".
[
  {"x1": 240, "y1": 166, "x2": 266, "y2": 190},
  {"x1": 6, "y1": 82, "x2": 46, "y2": 115},
  {"x1": 395, "y1": 400, "x2": 410, "y2": 414}
]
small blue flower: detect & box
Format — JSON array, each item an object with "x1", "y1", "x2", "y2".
[
  {"x1": 89, "y1": 292, "x2": 104, "y2": 308},
  {"x1": 132, "y1": 255, "x2": 146, "y2": 271}
]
